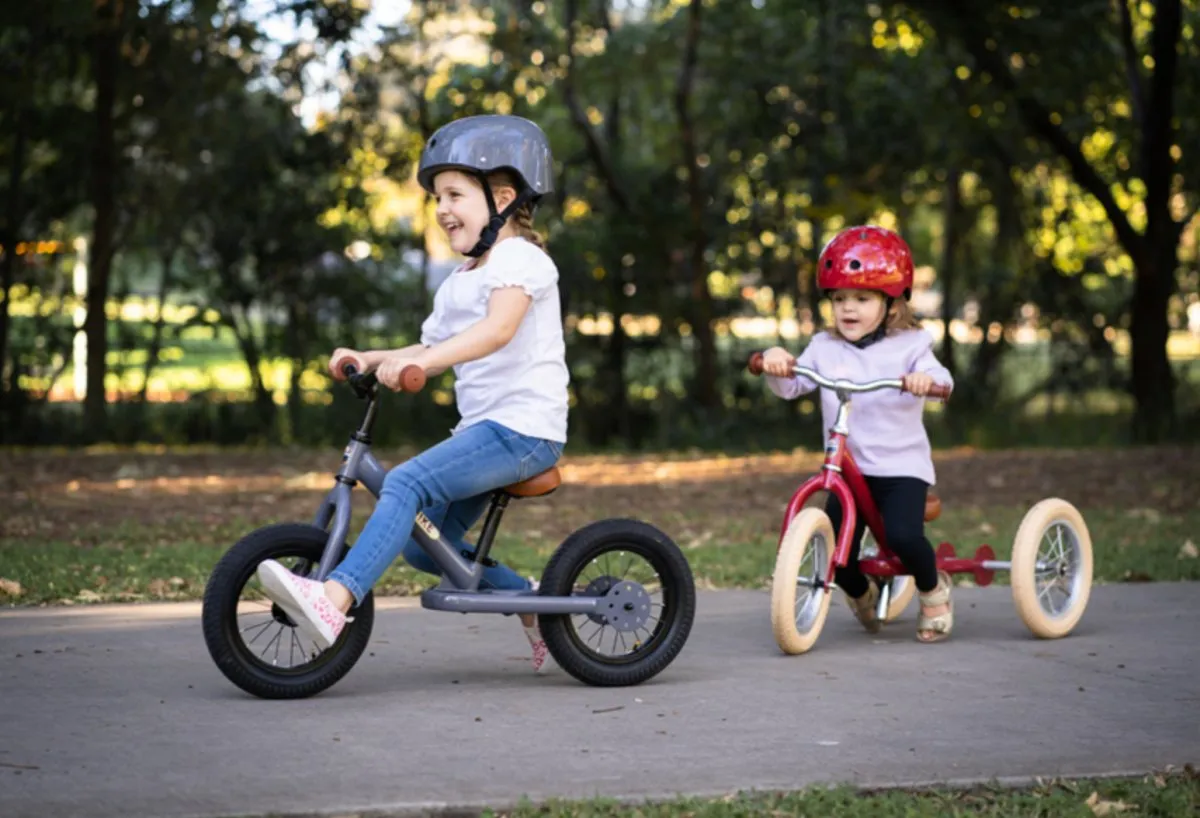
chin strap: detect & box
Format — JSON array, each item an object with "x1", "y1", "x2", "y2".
[
  {"x1": 464, "y1": 174, "x2": 535, "y2": 258},
  {"x1": 850, "y1": 296, "x2": 895, "y2": 349}
]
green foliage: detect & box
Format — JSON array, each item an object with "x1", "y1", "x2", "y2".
[{"x1": 1, "y1": 0, "x2": 1198, "y2": 447}]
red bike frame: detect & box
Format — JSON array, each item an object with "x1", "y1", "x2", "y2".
[
  {"x1": 777, "y1": 429, "x2": 896, "y2": 575},
  {"x1": 778, "y1": 431, "x2": 983, "y2": 587}
]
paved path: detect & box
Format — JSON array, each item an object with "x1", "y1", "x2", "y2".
[{"x1": 2, "y1": 585, "x2": 1198, "y2": 818}]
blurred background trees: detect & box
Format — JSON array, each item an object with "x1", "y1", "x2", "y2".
[{"x1": 1, "y1": 0, "x2": 1196, "y2": 450}]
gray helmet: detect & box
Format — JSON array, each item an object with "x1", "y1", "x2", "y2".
[{"x1": 417, "y1": 115, "x2": 554, "y2": 201}]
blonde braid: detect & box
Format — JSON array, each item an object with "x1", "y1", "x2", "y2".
[{"x1": 511, "y1": 203, "x2": 545, "y2": 248}]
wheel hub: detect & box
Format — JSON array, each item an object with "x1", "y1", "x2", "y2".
[{"x1": 584, "y1": 576, "x2": 652, "y2": 633}]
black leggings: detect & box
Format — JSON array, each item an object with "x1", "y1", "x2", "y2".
[{"x1": 824, "y1": 475, "x2": 939, "y2": 597}]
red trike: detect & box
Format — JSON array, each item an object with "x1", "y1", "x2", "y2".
[{"x1": 747, "y1": 352, "x2": 1094, "y2": 654}]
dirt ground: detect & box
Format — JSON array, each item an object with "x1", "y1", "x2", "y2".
[{"x1": 3, "y1": 445, "x2": 1195, "y2": 548}]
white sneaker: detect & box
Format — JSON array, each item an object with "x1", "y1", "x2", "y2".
[{"x1": 257, "y1": 559, "x2": 347, "y2": 650}]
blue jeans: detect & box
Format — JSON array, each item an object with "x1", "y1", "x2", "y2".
[{"x1": 330, "y1": 420, "x2": 563, "y2": 604}]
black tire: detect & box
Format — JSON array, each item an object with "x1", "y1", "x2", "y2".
[
  {"x1": 538, "y1": 518, "x2": 695, "y2": 687},
  {"x1": 201, "y1": 523, "x2": 374, "y2": 699}
]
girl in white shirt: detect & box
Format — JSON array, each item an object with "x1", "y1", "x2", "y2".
[{"x1": 255, "y1": 115, "x2": 569, "y2": 672}]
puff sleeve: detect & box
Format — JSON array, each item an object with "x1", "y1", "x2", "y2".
[{"x1": 478, "y1": 238, "x2": 558, "y2": 302}]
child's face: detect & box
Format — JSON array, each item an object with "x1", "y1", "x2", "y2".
[
  {"x1": 831, "y1": 289, "x2": 887, "y2": 342},
  {"x1": 433, "y1": 170, "x2": 515, "y2": 256}
]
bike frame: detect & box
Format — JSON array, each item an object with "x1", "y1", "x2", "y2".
[
  {"x1": 775, "y1": 367, "x2": 984, "y2": 590},
  {"x1": 306, "y1": 375, "x2": 603, "y2": 618},
  {"x1": 777, "y1": 401, "x2": 901, "y2": 582}
]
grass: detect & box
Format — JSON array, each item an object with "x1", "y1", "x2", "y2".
[
  {"x1": 2, "y1": 505, "x2": 1196, "y2": 606},
  {"x1": 1, "y1": 446, "x2": 1197, "y2": 605},
  {"x1": 484, "y1": 771, "x2": 1200, "y2": 817}
]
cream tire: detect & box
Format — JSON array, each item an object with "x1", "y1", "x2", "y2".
[
  {"x1": 1011, "y1": 498, "x2": 1093, "y2": 639},
  {"x1": 771, "y1": 508, "x2": 834, "y2": 655},
  {"x1": 883, "y1": 575, "x2": 916, "y2": 622},
  {"x1": 857, "y1": 531, "x2": 915, "y2": 622}
]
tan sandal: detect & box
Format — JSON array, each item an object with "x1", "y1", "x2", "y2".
[
  {"x1": 843, "y1": 581, "x2": 881, "y2": 634},
  {"x1": 916, "y1": 570, "x2": 953, "y2": 643}
]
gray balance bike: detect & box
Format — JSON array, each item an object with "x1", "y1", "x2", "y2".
[{"x1": 201, "y1": 364, "x2": 696, "y2": 699}]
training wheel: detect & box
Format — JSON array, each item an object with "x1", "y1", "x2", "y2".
[{"x1": 1010, "y1": 498, "x2": 1093, "y2": 639}]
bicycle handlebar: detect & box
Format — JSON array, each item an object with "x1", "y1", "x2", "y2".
[
  {"x1": 340, "y1": 362, "x2": 426, "y2": 396},
  {"x1": 746, "y1": 351, "x2": 951, "y2": 402}
]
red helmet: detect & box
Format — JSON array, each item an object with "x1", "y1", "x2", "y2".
[{"x1": 817, "y1": 225, "x2": 914, "y2": 299}]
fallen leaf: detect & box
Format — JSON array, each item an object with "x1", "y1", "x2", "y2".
[
  {"x1": 1126, "y1": 507, "x2": 1162, "y2": 524},
  {"x1": 1085, "y1": 791, "x2": 1133, "y2": 816},
  {"x1": 1178, "y1": 540, "x2": 1198, "y2": 560},
  {"x1": 147, "y1": 579, "x2": 169, "y2": 596},
  {"x1": 0, "y1": 578, "x2": 23, "y2": 597},
  {"x1": 76, "y1": 589, "x2": 101, "y2": 602}
]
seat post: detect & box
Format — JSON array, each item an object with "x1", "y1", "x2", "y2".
[{"x1": 470, "y1": 492, "x2": 510, "y2": 568}]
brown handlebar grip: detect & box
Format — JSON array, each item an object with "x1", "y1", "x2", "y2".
[
  {"x1": 927, "y1": 383, "x2": 952, "y2": 402},
  {"x1": 747, "y1": 351, "x2": 765, "y2": 376},
  {"x1": 398, "y1": 364, "x2": 426, "y2": 393}
]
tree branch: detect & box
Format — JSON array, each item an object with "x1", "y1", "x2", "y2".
[
  {"x1": 939, "y1": 7, "x2": 1144, "y2": 262},
  {"x1": 559, "y1": 0, "x2": 630, "y2": 212}
]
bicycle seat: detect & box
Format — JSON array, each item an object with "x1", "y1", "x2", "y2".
[
  {"x1": 503, "y1": 466, "x2": 562, "y2": 498},
  {"x1": 925, "y1": 492, "x2": 942, "y2": 522}
]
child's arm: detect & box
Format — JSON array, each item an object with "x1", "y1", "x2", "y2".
[
  {"x1": 410, "y1": 287, "x2": 531, "y2": 377},
  {"x1": 912, "y1": 347, "x2": 953, "y2": 388},
  {"x1": 764, "y1": 339, "x2": 821, "y2": 400},
  {"x1": 363, "y1": 345, "x2": 423, "y2": 368},
  {"x1": 905, "y1": 337, "x2": 955, "y2": 396}
]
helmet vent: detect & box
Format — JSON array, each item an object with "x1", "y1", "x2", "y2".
[{"x1": 849, "y1": 259, "x2": 862, "y2": 270}]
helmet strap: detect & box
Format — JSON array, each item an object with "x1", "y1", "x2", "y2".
[
  {"x1": 850, "y1": 296, "x2": 894, "y2": 350},
  {"x1": 465, "y1": 174, "x2": 533, "y2": 258}
]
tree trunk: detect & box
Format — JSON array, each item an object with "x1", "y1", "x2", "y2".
[
  {"x1": 138, "y1": 245, "x2": 175, "y2": 403},
  {"x1": 227, "y1": 303, "x2": 276, "y2": 437},
  {"x1": 83, "y1": 0, "x2": 124, "y2": 439},
  {"x1": 1128, "y1": 244, "x2": 1177, "y2": 442},
  {"x1": 922, "y1": 0, "x2": 1186, "y2": 440},
  {"x1": 1126, "y1": 0, "x2": 1183, "y2": 442},
  {"x1": 939, "y1": 168, "x2": 961, "y2": 380},
  {"x1": 285, "y1": 297, "x2": 308, "y2": 443},
  {"x1": 0, "y1": 65, "x2": 31, "y2": 420},
  {"x1": 674, "y1": 0, "x2": 718, "y2": 409}
]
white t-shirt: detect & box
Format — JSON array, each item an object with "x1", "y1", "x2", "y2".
[{"x1": 419, "y1": 237, "x2": 569, "y2": 443}]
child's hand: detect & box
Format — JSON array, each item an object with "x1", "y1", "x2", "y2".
[
  {"x1": 902, "y1": 372, "x2": 934, "y2": 397},
  {"x1": 762, "y1": 347, "x2": 797, "y2": 378},
  {"x1": 329, "y1": 348, "x2": 368, "y2": 380},
  {"x1": 376, "y1": 353, "x2": 421, "y2": 392}
]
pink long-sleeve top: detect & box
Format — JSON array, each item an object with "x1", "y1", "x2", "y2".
[{"x1": 765, "y1": 329, "x2": 953, "y2": 485}]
